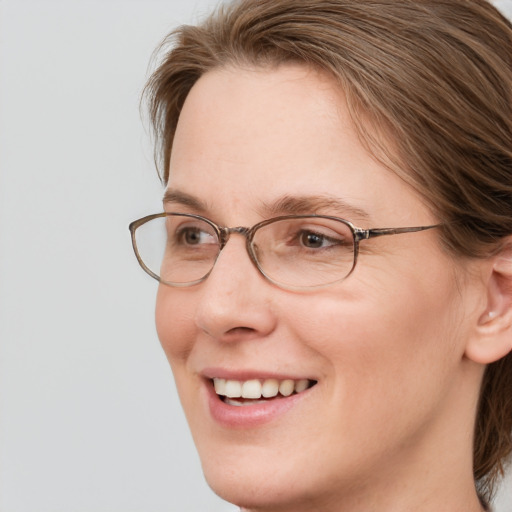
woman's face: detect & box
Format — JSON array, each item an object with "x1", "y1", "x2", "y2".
[{"x1": 156, "y1": 65, "x2": 478, "y2": 510}]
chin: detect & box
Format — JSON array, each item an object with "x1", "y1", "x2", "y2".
[
  {"x1": 204, "y1": 467, "x2": 309, "y2": 511},
  {"x1": 197, "y1": 440, "x2": 334, "y2": 511}
]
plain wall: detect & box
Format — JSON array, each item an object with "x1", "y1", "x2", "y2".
[{"x1": 0, "y1": 1, "x2": 510, "y2": 511}]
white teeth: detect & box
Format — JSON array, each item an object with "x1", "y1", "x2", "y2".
[
  {"x1": 241, "y1": 379, "x2": 262, "y2": 399},
  {"x1": 261, "y1": 378, "x2": 279, "y2": 398},
  {"x1": 213, "y1": 378, "x2": 226, "y2": 395},
  {"x1": 225, "y1": 398, "x2": 268, "y2": 407},
  {"x1": 213, "y1": 377, "x2": 314, "y2": 400},
  {"x1": 224, "y1": 380, "x2": 242, "y2": 398},
  {"x1": 279, "y1": 379, "x2": 294, "y2": 397}
]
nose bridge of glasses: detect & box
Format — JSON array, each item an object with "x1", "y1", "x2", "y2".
[{"x1": 218, "y1": 226, "x2": 251, "y2": 248}]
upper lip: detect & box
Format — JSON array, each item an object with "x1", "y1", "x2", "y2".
[{"x1": 201, "y1": 367, "x2": 317, "y2": 382}]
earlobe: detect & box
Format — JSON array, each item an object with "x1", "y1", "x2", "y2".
[{"x1": 465, "y1": 245, "x2": 512, "y2": 365}]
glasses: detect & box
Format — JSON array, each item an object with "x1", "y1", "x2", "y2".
[{"x1": 129, "y1": 212, "x2": 439, "y2": 290}]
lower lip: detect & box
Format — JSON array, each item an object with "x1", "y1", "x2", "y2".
[{"x1": 205, "y1": 381, "x2": 312, "y2": 428}]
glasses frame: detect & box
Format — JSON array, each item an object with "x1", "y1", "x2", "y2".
[{"x1": 129, "y1": 212, "x2": 439, "y2": 290}]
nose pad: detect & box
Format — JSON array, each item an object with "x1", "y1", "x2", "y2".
[{"x1": 194, "y1": 235, "x2": 277, "y2": 341}]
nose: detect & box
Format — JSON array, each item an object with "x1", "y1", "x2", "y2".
[{"x1": 194, "y1": 234, "x2": 277, "y2": 342}]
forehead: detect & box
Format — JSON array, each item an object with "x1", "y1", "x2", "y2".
[
  {"x1": 171, "y1": 63, "x2": 348, "y2": 167},
  {"x1": 167, "y1": 64, "x2": 432, "y2": 227}
]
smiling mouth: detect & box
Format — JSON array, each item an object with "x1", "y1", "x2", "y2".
[{"x1": 212, "y1": 378, "x2": 317, "y2": 406}]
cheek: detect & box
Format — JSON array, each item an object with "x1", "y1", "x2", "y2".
[
  {"x1": 286, "y1": 269, "x2": 464, "y2": 409},
  {"x1": 156, "y1": 286, "x2": 207, "y2": 436},
  {"x1": 155, "y1": 286, "x2": 196, "y2": 364}
]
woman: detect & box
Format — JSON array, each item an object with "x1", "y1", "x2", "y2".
[{"x1": 130, "y1": 1, "x2": 512, "y2": 510}]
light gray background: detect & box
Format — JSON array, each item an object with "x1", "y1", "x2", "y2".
[{"x1": 0, "y1": 1, "x2": 510, "y2": 511}]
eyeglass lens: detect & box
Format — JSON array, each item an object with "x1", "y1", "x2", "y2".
[{"x1": 134, "y1": 214, "x2": 356, "y2": 288}]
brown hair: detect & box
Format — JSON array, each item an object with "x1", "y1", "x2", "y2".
[{"x1": 144, "y1": 0, "x2": 512, "y2": 502}]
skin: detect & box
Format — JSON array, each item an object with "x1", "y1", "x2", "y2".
[{"x1": 155, "y1": 64, "x2": 490, "y2": 512}]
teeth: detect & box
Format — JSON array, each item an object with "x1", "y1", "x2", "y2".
[
  {"x1": 241, "y1": 379, "x2": 262, "y2": 399},
  {"x1": 225, "y1": 398, "x2": 268, "y2": 407},
  {"x1": 295, "y1": 379, "x2": 309, "y2": 393},
  {"x1": 224, "y1": 380, "x2": 242, "y2": 398},
  {"x1": 279, "y1": 379, "x2": 294, "y2": 397},
  {"x1": 261, "y1": 378, "x2": 279, "y2": 398},
  {"x1": 213, "y1": 378, "x2": 226, "y2": 395},
  {"x1": 213, "y1": 377, "x2": 314, "y2": 400}
]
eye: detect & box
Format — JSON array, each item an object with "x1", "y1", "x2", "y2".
[
  {"x1": 299, "y1": 231, "x2": 333, "y2": 249},
  {"x1": 177, "y1": 226, "x2": 216, "y2": 245},
  {"x1": 253, "y1": 217, "x2": 353, "y2": 258},
  {"x1": 167, "y1": 217, "x2": 218, "y2": 248},
  {"x1": 182, "y1": 228, "x2": 205, "y2": 245}
]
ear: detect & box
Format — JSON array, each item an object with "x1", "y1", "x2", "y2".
[{"x1": 465, "y1": 241, "x2": 512, "y2": 364}]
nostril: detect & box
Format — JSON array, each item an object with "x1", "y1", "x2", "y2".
[{"x1": 226, "y1": 326, "x2": 255, "y2": 335}]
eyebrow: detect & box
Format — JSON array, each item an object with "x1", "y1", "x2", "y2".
[
  {"x1": 163, "y1": 189, "x2": 209, "y2": 213},
  {"x1": 257, "y1": 194, "x2": 371, "y2": 221},
  {"x1": 163, "y1": 188, "x2": 370, "y2": 222}
]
